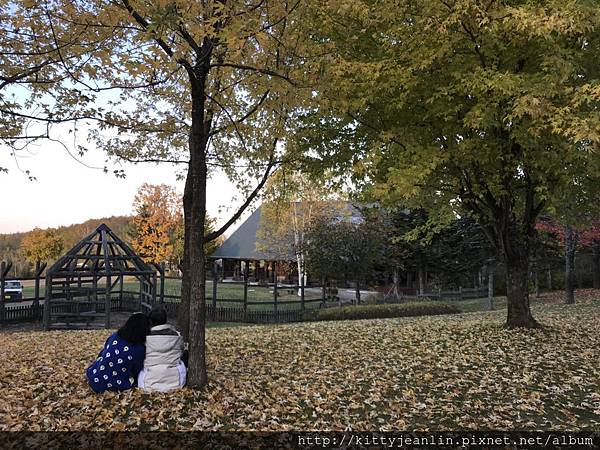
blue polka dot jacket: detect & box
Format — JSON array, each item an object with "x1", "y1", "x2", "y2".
[{"x1": 86, "y1": 332, "x2": 145, "y2": 393}]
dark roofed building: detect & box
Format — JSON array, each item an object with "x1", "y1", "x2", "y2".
[
  {"x1": 210, "y1": 207, "x2": 270, "y2": 261},
  {"x1": 210, "y1": 202, "x2": 363, "y2": 284},
  {"x1": 210, "y1": 206, "x2": 294, "y2": 283}
]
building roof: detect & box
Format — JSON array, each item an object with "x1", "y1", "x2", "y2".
[
  {"x1": 210, "y1": 202, "x2": 363, "y2": 261},
  {"x1": 210, "y1": 207, "x2": 273, "y2": 261},
  {"x1": 46, "y1": 223, "x2": 155, "y2": 276}
]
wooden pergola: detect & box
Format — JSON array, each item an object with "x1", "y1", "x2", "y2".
[{"x1": 43, "y1": 223, "x2": 157, "y2": 330}]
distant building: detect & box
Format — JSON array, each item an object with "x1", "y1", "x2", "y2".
[
  {"x1": 209, "y1": 206, "x2": 290, "y2": 283},
  {"x1": 209, "y1": 203, "x2": 362, "y2": 284}
]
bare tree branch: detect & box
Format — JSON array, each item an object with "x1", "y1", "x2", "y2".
[
  {"x1": 210, "y1": 62, "x2": 295, "y2": 85},
  {"x1": 204, "y1": 141, "x2": 277, "y2": 242}
]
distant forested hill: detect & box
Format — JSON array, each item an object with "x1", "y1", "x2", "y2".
[{"x1": 0, "y1": 216, "x2": 132, "y2": 278}]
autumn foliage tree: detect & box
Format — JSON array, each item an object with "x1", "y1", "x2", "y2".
[
  {"x1": 3, "y1": 0, "x2": 317, "y2": 387},
  {"x1": 20, "y1": 228, "x2": 64, "y2": 264},
  {"x1": 130, "y1": 183, "x2": 181, "y2": 266},
  {"x1": 537, "y1": 217, "x2": 600, "y2": 302},
  {"x1": 301, "y1": 0, "x2": 600, "y2": 328}
]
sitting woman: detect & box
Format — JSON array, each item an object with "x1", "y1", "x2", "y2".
[
  {"x1": 137, "y1": 307, "x2": 187, "y2": 392},
  {"x1": 86, "y1": 313, "x2": 150, "y2": 393}
]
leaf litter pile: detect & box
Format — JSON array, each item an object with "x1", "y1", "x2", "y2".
[{"x1": 1, "y1": 294, "x2": 599, "y2": 431}]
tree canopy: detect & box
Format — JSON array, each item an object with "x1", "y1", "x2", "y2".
[
  {"x1": 1, "y1": 0, "x2": 319, "y2": 386},
  {"x1": 20, "y1": 228, "x2": 64, "y2": 263},
  {"x1": 130, "y1": 183, "x2": 182, "y2": 266},
  {"x1": 298, "y1": 0, "x2": 600, "y2": 327}
]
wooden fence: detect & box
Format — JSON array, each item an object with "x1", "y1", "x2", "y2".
[
  {"x1": 1, "y1": 294, "x2": 316, "y2": 325},
  {"x1": 1, "y1": 286, "x2": 489, "y2": 326},
  {"x1": 1, "y1": 265, "x2": 489, "y2": 326}
]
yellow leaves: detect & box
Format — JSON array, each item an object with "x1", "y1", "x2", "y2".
[
  {"x1": 20, "y1": 228, "x2": 64, "y2": 263},
  {"x1": 511, "y1": 95, "x2": 550, "y2": 121},
  {"x1": 130, "y1": 183, "x2": 182, "y2": 264},
  {"x1": 2, "y1": 295, "x2": 600, "y2": 431},
  {"x1": 506, "y1": 2, "x2": 599, "y2": 37}
]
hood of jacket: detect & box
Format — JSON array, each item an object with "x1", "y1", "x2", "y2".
[{"x1": 144, "y1": 325, "x2": 184, "y2": 367}]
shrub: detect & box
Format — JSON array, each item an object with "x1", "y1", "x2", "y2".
[{"x1": 306, "y1": 302, "x2": 461, "y2": 322}]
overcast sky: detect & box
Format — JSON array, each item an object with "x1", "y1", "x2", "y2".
[{"x1": 0, "y1": 136, "x2": 248, "y2": 234}]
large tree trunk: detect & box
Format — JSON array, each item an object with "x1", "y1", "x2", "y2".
[
  {"x1": 505, "y1": 254, "x2": 537, "y2": 328},
  {"x1": 178, "y1": 175, "x2": 192, "y2": 342},
  {"x1": 186, "y1": 113, "x2": 209, "y2": 387},
  {"x1": 497, "y1": 209, "x2": 537, "y2": 328},
  {"x1": 564, "y1": 224, "x2": 575, "y2": 305},
  {"x1": 592, "y1": 241, "x2": 600, "y2": 289},
  {"x1": 184, "y1": 51, "x2": 213, "y2": 388}
]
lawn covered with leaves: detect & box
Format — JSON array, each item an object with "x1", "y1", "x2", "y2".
[{"x1": 1, "y1": 290, "x2": 599, "y2": 431}]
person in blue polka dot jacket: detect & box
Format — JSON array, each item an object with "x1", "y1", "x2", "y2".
[{"x1": 86, "y1": 313, "x2": 150, "y2": 393}]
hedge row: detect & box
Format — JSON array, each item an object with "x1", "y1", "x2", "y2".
[{"x1": 307, "y1": 301, "x2": 461, "y2": 322}]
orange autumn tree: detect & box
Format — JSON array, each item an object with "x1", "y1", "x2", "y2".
[
  {"x1": 130, "y1": 183, "x2": 181, "y2": 266},
  {"x1": 20, "y1": 228, "x2": 64, "y2": 264}
]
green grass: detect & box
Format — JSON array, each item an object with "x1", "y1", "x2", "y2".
[
  {"x1": 16, "y1": 278, "x2": 323, "y2": 311},
  {"x1": 451, "y1": 295, "x2": 509, "y2": 313}
]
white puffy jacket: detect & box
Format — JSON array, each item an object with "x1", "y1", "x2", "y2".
[{"x1": 137, "y1": 324, "x2": 186, "y2": 392}]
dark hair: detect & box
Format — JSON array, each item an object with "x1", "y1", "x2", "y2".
[
  {"x1": 117, "y1": 313, "x2": 150, "y2": 345},
  {"x1": 149, "y1": 306, "x2": 167, "y2": 327}
]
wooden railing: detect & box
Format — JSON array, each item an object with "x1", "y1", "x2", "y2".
[{"x1": 0, "y1": 300, "x2": 310, "y2": 325}]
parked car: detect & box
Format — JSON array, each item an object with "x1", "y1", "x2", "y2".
[{"x1": 2, "y1": 280, "x2": 23, "y2": 302}]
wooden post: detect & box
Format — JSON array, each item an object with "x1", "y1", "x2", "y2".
[
  {"x1": 106, "y1": 273, "x2": 112, "y2": 329},
  {"x1": 43, "y1": 275, "x2": 51, "y2": 330},
  {"x1": 459, "y1": 286, "x2": 463, "y2": 300},
  {"x1": 0, "y1": 262, "x2": 5, "y2": 325},
  {"x1": 273, "y1": 261, "x2": 278, "y2": 312},
  {"x1": 159, "y1": 262, "x2": 166, "y2": 304},
  {"x1": 138, "y1": 277, "x2": 143, "y2": 310},
  {"x1": 547, "y1": 269, "x2": 552, "y2": 291},
  {"x1": 243, "y1": 264, "x2": 248, "y2": 313},
  {"x1": 321, "y1": 276, "x2": 326, "y2": 305},
  {"x1": 34, "y1": 261, "x2": 41, "y2": 315},
  {"x1": 92, "y1": 275, "x2": 98, "y2": 304},
  {"x1": 33, "y1": 261, "x2": 46, "y2": 319},
  {"x1": 119, "y1": 274, "x2": 124, "y2": 306},
  {"x1": 152, "y1": 271, "x2": 157, "y2": 305},
  {"x1": 212, "y1": 261, "x2": 218, "y2": 310}
]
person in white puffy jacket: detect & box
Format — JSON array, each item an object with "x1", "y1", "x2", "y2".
[{"x1": 137, "y1": 307, "x2": 187, "y2": 392}]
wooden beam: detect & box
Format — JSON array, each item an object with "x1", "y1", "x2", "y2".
[
  {"x1": 43, "y1": 275, "x2": 51, "y2": 330},
  {"x1": 0, "y1": 262, "x2": 5, "y2": 324},
  {"x1": 212, "y1": 261, "x2": 218, "y2": 309},
  {"x1": 273, "y1": 261, "x2": 278, "y2": 312}
]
